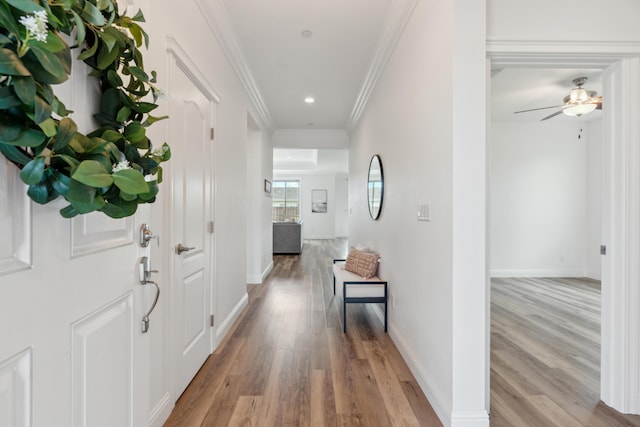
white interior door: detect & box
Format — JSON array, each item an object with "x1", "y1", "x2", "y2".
[{"x1": 168, "y1": 58, "x2": 214, "y2": 398}]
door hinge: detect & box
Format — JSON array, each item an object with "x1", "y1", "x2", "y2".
[
  {"x1": 210, "y1": 128, "x2": 215, "y2": 140},
  {"x1": 210, "y1": 314, "x2": 215, "y2": 327},
  {"x1": 208, "y1": 221, "x2": 214, "y2": 234},
  {"x1": 600, "y1": 245, "x2": 607, "y2": 255}
]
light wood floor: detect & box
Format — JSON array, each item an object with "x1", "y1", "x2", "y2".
[
  {"x1": 164, "y1": 239, "x2": 442, "y2": 426},
  {"x1": 491, "y1": 277, "x2": 640, "y2": 427},
  {"x1": 164, "y1": 241, "x2": 640, "y2": 427}
]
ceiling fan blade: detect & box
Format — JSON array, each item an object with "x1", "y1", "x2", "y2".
[
  {"x1": 540, "y1": 110, "x2": 564, "y2": 121},
  {"x1": 514, "y1": 104, "x2": 565, "y2": 114}
]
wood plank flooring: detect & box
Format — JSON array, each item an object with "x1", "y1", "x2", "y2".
[
  {"x1": 490, "y1": 277, "x2": 640, "y2": 427},
  {"x1": 164, "y1": 242, "x2": 640, "y2": 427},
  {"x1": 164, "y1": 239, "x2": 442, "y2": 427}
]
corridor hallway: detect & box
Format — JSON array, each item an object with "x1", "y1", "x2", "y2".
[{"x1": 163, "y1": 239, "x2": 442, "y2": 426}]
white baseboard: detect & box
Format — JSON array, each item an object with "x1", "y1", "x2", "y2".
[
  {"x1": 262, "y1": 261, "x2": 273, "y2": 281},
  {"x1": 215, "y1": 293, "x2": 248, "y2": 346},
  {"x1": 491, "y1": 268, "x2": 588, "y2": 278},
  {"x1": 247, "y1": 261, "x2": 274, "y2": 284},
  {"x1": 451, "y1": 410, "x2": 490, "y2": 427},
  {"x1": 389, "y1": 327, "x2": 452, "y2": 427},
  {"x1": 304, "y1": 235, "x2": 335, "y2": 239},
  {"x1": 586, "y1": 270, "x2": 601, "y2": 281},
  {"x1": 149, "y1": 392, "x2": 172, "y2": 427}
]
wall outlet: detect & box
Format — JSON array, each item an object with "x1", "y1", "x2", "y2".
[{"x1": 391, "y1": 292, "x2": 396, "y2": 309}]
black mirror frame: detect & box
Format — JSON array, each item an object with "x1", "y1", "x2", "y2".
[{"x1": 367, "y1": 154, "x2": 384, "y2": 220}]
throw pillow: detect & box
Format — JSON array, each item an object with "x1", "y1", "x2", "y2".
[{"x1": 344, "y1": 246, "x2": 380, "y2": 279}]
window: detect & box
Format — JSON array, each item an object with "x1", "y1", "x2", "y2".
[{"x1": 272, "y1": 180, "x2": 300, "y2": 221}]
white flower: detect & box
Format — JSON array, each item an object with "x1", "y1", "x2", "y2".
[
  {"x1": 112, "y1": 160, "x2": 131, "y2": 173},
  {"x1": 19, "y1": 10, "x2": 48, "y2": 43},
  {"x1": 150, "y1": 145, "x2": 168, "y2": 157}
]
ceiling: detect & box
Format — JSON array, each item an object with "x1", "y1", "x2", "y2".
[
  {"x1": 217, "y1": 2, "x2": 603, "y2": 143},
  {"x1": 221, "y1": 0, "x2": 394, "y2": 132}
]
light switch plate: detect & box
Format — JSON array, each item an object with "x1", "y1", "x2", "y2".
[{"x1": 417, "y1": 203, "x2": 431, "y2": 221}]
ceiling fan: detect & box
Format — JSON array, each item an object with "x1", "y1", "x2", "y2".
[{"x1": 514, "y1": 77, "x2": 603, "y2": 121}]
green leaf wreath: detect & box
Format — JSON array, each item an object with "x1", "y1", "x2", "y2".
[{"x1": 0, "y1": 0, "x2": 170, "y2": 218}]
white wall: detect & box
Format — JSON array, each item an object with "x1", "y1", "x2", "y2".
[
  {"x1": 349, "y1": 0, "x2": 488, "y2": 425},
  {"x1": 334, "y1": 174, "x2": 349, "y2": 237},
  {"x1": 246, "y1": 115, "x2": 274, "y2": 284},
  {"x1": 488, "y1": 0, "x2": 640, "y2": 41},
  {"x1": 490, "y1": 120, "x2": 602, "y2": 278},
  {"x1": 273, "y1": 172, "x2": 344, "y2": 239}
]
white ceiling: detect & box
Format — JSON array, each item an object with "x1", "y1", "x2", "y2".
[
  {"x1": 217, "y1": 2, "x2": 604, "y2": 149},
  {"x1": 222, "y1": 0, "x2": 392, "y2": 131}
]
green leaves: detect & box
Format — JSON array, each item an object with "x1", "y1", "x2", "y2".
[
  {"x1": 112, "y1": 169, "x2": 149, "y2": 194},
  {"x1": 0, "y1": 48, "x2": 31, "y2": 76},
  {"x1": 72, "y1": 160, "x2": 113, "y2": 188},
  {"x1": 20, "y1": 156, "x2": 45, "y2": 184},
  {"x1": 0, "y1": 0, "x2": 170, "y2": 219}
]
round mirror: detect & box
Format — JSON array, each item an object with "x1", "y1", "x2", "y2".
[{"x1": 367, "y1": 154, "x2": 384, "y2": 220}]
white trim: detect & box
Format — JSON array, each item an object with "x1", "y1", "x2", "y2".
[
  {"x1": 347, "y1": 0, "x2": 419, "y2": 132},
  {"x1": 487, "y1": 40, "x2": 640, "y2": 416},
  {"x1": 214, "y1": 293, "x2": 248, "y2": 347},
  {"x1": 491, "y1": 269, "x2": 590, "y2": 278},
  {"x1": 246, "y1": 260, "x2": 273, "y2": 285},
  {"x1": 149, "y1": 392, "x2": 172, "y2": 427},
  {"x1": 304, "y1": 235, "x2": 335, "y2": 240},
  {"x1": 262, "y1": 261, "x2": 273, "y2": 282},
  {"x1": 487, "y1": 39, "x2": 640, "y2": 68},
  {"x1": 165, "y1": 37, "x2": 221, "y2": 104},
  {"x1": 600, "y1": 58, "x2": 640, "y2": 414},
  {"x1": 194, "y1": 0, "x2": 274, "y2": 132},
  {"x1": 389, "y1": 327, "x2": 451, "y2": 427},
  {"x1": 451, "y1": 411, "x2": 493, "y2": 427}
]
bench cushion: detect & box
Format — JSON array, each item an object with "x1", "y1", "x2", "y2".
[{"x1": 333, "y1": 263, "x2": 386, "y2": 298}]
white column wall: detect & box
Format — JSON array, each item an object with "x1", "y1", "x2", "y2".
[{"x1": 349, "y1": 0, "x2": 489, "y2": 425}]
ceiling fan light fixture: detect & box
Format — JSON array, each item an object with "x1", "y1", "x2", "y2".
[
  {"x1": 563, "y1": 102, "x2": 597, "y2": 117},
  {"x1": 569, "y1": 87, "x2": 589, "y2": 102}
]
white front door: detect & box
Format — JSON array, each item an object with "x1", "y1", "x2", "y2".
[
  {"x1": 0, "y1": 63, "x2": 152, "y2": 426},
  {"x1": 168, "y1": 57, "x2": 215, "y2": 398}
]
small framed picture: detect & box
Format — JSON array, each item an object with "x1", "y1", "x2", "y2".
[
  {"x1": 264, "y1": 179, "x2": 271, "y2": 193},
  {"x1": 311, "y1": 189, "x2": 328, "y2": 213}
]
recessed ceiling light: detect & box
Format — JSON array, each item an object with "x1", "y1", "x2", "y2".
[
  {"x1": 301, "y1": 30, "x2": 313, "y2": 39},
  {"x1": 304, "y1": 97, "x2": 315, "y2": 104}
]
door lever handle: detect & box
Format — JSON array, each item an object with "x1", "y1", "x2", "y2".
[
  {"x1": 141, "y1": 281, "x2": 160, "y2": 333},
  {"x1": 175, "y1": 244, "x2": 195, "y2": 254}
]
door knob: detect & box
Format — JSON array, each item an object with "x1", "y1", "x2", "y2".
[{"x1": 175, "y1": 244, "x2": 195, "y2": 254}]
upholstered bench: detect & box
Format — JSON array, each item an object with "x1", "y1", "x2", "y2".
[{"x1": 332, "y1": 252, "x2": 388, "y2": 333}]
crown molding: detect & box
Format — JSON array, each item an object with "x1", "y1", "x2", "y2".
[
  {"x1": 487, "y1": 39, "x2": 640, "y2": 68},
  {"x1": 347, "y1": 0, "x2": 419, "y2": 133},
  {"x1": 195, "y1": 0, "x2": 275, "y2": 133}
]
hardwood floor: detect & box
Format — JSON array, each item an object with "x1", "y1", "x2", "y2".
[
  {"x1": 490, "y1": 277, "x2": 640, "y2": 427},
  {"x1": 164, "y1": 242, "x2": 640, "y2": 427},
  {"x1": 164, "y1": 239, "x2": 442, "y2": 427}
]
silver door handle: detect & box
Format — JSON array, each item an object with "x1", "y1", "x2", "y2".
[
  {"x1": 175, "y1": 244, "x2": 195, "y2": 254},
  {"x1": 141, "y1": 281, "x2": 160, "y2": 333}
]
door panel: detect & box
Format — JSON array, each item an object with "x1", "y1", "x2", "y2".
[
  {"x1": 71, "y1": 294, "x2": 133, "y2": 427},
  {"x1": 0, "y1": 58, "x2": 151, "y2": 426},
  {"x1": 169, "y1": 56, "x2": 214, "y2": 398}
]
